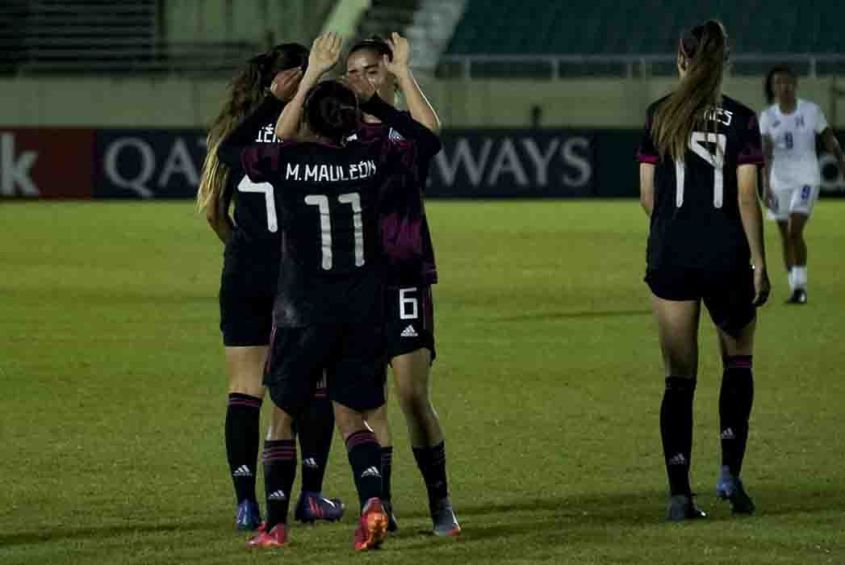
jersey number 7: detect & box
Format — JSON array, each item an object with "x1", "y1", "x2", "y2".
[{"x1": 674, "y1": 131, "x2": 727, "y2": 209}]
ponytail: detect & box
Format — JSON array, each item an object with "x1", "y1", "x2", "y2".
[
  {"x1": 197, "y1": 56, "x2": 265, "y2": 212},
  {"x1": 652, "y1": 20, "x2": 728, "y2": 162},
  {"x1": 197, "y1": 43, "x2": 308, "y2": 212}
]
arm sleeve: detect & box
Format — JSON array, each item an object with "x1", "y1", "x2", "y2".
[
  {"x1": 814, "y1": 104, "x2": 830, "y2": 134},
  {"x1": 217, "y1": 96, "x2": 284, "y2": 167},
  {"x1": 636, "y1": 104, "x2": 659, "y2": 164},
  {"x1": 360, "y1": 95, "x2": 443, "y2": 158},
  {"x1": 737, "y1": 111, "x2": 765, "y2": 166}
]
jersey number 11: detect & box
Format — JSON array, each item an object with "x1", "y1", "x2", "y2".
[{"x1": 674, "y1": 131, "x2": 727, "y2": 209}]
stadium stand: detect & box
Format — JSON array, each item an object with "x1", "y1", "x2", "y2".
[
  {"x1": 440, "y1": 0, "x2": 845, "y2": 77},
  {"x1": 0, "y1": 0, "x2": 333, "y2": 75}
]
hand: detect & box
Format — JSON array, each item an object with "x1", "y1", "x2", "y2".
[
  {"x1": 269, "y1": 68, "x2": 302, "y2": 102},
  {"x1": 383, "y1": 32, "x2": 410, "y2": 77},
  {"x1": 307, "y1": 31, "x2": 342, "y2": 76},
  {"x1": 341, "y1": 72, "x2": 376, "y2": 102},
  {"x1": 752, "y1": 265, "x2": 771, "y2": 307}
]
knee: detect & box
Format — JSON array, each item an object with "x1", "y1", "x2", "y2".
[
  {"x1": 787, "y1": 224, "x2": 804, "y2": 242},
  {"x1": 396, "y1": 386, "x2": 434, "y2": 420}
]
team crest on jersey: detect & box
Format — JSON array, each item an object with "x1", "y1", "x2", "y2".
[
  {"x1": 388, "y1": 128, "x2": 405, "y2": 141},
  {"x1": 796, "y1": 116, "x2": 805, "y2": 128}
]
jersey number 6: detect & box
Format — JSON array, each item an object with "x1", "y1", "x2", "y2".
[{"x1": 674, "y1": 131, "x2": 727, "y2": 209}]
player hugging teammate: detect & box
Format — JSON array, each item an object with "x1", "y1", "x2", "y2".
[
  {"x1": 211, "y1": 30, "x2": 450, "y2": 552},
  {"x1": 198, "y1": 42, "x2": 344, "y2": 532},
  {"x1": 637, "y1": 20, "x2": 769, "y2": 521}
]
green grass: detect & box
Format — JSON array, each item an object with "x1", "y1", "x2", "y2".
[{"x1": 1, "y1": 200, "x2": 843, "y2": 565}]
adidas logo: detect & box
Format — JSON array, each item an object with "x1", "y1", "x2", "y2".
[
  {"x1": 720, "y1": 428, "x2": 736, "y2": 440},
  {"x1": 268, "y1": 490, "x2": 287, "y2": 501},
  {"x1": 667, "y1": 453, "x2": 688, "y2": 466},
  {"x1": 360, "y1": 466, "x2": 381, "y2": 479},
  {"x1": 400, "y1": 325, "x2": 418, "y2": 338},
  {"x1": 302, "y1": 457, "x2": 319, "y2": 469},
  {"x1": 232, "y1": 465, "x2": 252, "y2": 478}
]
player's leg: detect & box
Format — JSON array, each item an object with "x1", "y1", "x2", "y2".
[
  {"x1": 219, "y1": 275, "x2": 271, "y2": 530},
  {"x1": 392, "y1": 349, "x2": 460, "y2": 536},
  {"x1": 714, "y1": 322, "x2": 757, "y2": 514},
  {"x1": 770, "y1": 189, "x2": 793, "y2": 291},
  {"x1": 248, "y1": 326, "x2": 333, "y2": 549},
  {"x1": 776, "y1": 220, "x2": 792, "y2": 285},
  {"x1": 363, "y1": 398, "x2": 395, "y2": 529},
  {"x1": 785, "y1": 185, "x2": 818, "y2": 303},
  {"x1": 294, "y1": 371, "x2": 345, "y2": 523},
  {"x1": 704, "y1": 268, "x2": 758, "y2": 514},
  {"x1": 649, "y1": 285, "x2": 705, "y2": 521},
  {"x1": 331, "y1": 325, "x2": 390, "y2": 551}
]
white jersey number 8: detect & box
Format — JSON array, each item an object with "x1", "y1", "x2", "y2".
[{"x1": 674, "y1": 131, "x2": 727, "y2": 209}]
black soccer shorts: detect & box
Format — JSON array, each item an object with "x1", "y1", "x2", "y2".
[
  {"x1": 264, "y1": 323, "x2": 386, "y2": 415},
  {"x1": 645, "y1": 267, "x2": 756, "y2": 338},
  {"x1": 384, "y1": 285, "x2": 436, "y2": 361},
  {"x1": 218, "y1": 267, "x2": 276, "y2": 347}
]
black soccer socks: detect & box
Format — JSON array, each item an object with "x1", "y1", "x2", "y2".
[
  {"x1": 412, "y1": 441, "x2": 449, "y2": 511},
  {"x1": 225, "y1": 393, "x2": 262, "y2": 504},
  {"x1": 660, "y1": 377, "x2": 696, "y2": 496},
  {"x1": 263, "y1": 439, "x2": 297, "y2": 529},
  {"x1": 345, "y1": 430, "x2": 383, "y2": 509},
  {"x1": 297, "y1": 386, "x2": 335, "y2": 494},
  {"x1": 381, "y1": 446, "x2": 394, "y2": 502},
  {"x1": 719, "y1": 356, "x2": 754, "y2": 477}
]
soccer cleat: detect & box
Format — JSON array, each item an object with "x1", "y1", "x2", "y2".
[
  {"x1": 666, "y1": 494, "x2": 707, "y2": 522},
  {"x1": 246, "y1": 523, "x2": 287, "y2": 548},
  {"x1": 431, "y1": 497, "x2": 461, "y2": 537},
  {"x1": 786, "y1": 289, "x2": 808, "y2": 304},
  {"x1": 383, "y1": 500, "x2": 398, "y2": 532},
  {"x1": 353, "y1": 498, "x2": 388, "y2": 551},
  {"x1": 235, "y1": 499, "x2": 262, "y2": 531},
  {"x1": 294, "y1": 491, "x2": 345, "y2": 523},
  {"x1": 716, "y1": 467, "x2": 756, "y2": 515}
]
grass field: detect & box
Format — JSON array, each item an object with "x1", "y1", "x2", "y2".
[{"x1": 1, "y1": 200, "x2": 843, "y2": 565}]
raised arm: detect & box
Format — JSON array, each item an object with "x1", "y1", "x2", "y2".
[
  {"x1": 275, "y1": 32, "x2": 343, "y2": 140},
  {"x1": 383, "y1": 32, "x2": 441, "y2": 133},
  {"x1": 737, "y1": 164, "x2": 770, "y2": 306}
]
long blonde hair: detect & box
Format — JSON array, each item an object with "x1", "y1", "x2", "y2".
[
  {"x1": 197, "y1": 44, "x2": 308, "y2": 212},
  {"x1": 652, "y1": 20, "x2": 728, "y2": 162}
]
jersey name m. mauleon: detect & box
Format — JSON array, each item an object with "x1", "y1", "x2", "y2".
[{"x1": 637, "y1": 95, "x2": 765, "y2": 273}]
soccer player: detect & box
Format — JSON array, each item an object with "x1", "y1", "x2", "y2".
[
  {"x1": 636, "y1": 20, "x2": 770, "y2": 521},
  {"x1": 217, "y1": 32, "x2": 442, "y2": 551},
  {"x1": 198, "y1": 43, "x2": 342, "y2": 530},
  {"x1": 760, "y1": 65, "x2": 845, "y2": 303},
  {"x1": 344, "y1": 33, "x2": 460, "y2": 538}
]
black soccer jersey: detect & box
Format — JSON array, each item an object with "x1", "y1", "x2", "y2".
[
  {"x1": 637, "y1": 95, "x2": 765, "y2": 273},
  {"x1": 220, "y1": 96, "x2": 285, "y2": 268}
]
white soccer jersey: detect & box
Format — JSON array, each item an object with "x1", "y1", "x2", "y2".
[{"x1": 759, "y1": 99, "x2": 828, "y2": 190}]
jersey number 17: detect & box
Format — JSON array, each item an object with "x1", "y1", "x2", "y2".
[{"x1": 674, "y1": 131, "x2": 727, "y2": 209}]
